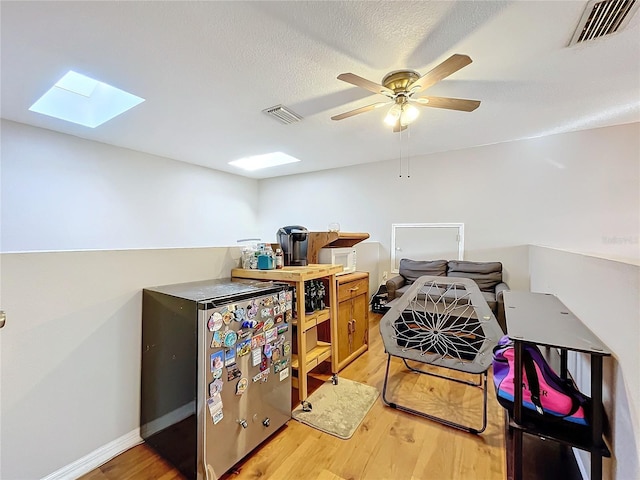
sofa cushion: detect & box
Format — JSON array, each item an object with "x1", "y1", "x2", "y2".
[
  {"x1": 447, "y1": 260, "x2": 503, "y2": 292},
  {"x1": 399, "y1": 259, "x2": 447, "y2": 285}
]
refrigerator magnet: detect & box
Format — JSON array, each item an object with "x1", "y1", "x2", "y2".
[
  {"x1": 208, "y1": 312, "x2": 223, "y2": 331},
  {"x1": 210, "y1": 331, "x2": 223, "y2": 348},
  {"x1": 277, "y1": 323, "x2": 288, "y2": 334},
  {"x1": 283, "y1": 341, "x2": 291, "y2": 356},
  {"x1": 236, "y1": 338, "x2": 251, "y2": 357},
  {"x1": 224, "y1": 348, "x2": 236, "y2": 366},
  {"x1": 212, "y1": 409, "x2": 224, "y2": 425},
  {"x1": 210, "y1": 350, "x2": 224, "y2": 371},
  {"x1": 212, "y1": 368, "x2": 223, "y2": 380},
  {"x1": 223, "y1": 330, "x2": 238, "y2": 348},
  {"x1": 209, "y1": 378, "x2": 223, "y2": 396},
  {"x1": 263, "y1": 318, "x2": 275, "y2": 330},
  {"x1": 251, "y1": 348, "x2": 262, "y2": 367},
  {"x1": 222, "y1": 311, "x2": 234, "y2": 325},
  {"x1": 273, "y1": 358, "x2": 287, "y2": 374},
  {"x1": 261, "y1": 308, "x2": 272, "y2": 319},
  {"x1": 252, "y1": 372, "x2": 263, "y2": 383},
  {"x1": 263, "y1": 343, "x2": 273, "y2": 358},
  {"x1": 260, "y1": 356, "x2": 269, "y2": 372},
  {"x1": 234, "y1": 308, "x2": 246, "y2": 322},
  {"x1": 247, "y1": 300, "x2": 258, "y2": 319},
  {"x1": 226, "y1": 364, "x2": 242, "y2": 381},
  {"x1": 271, "y1": 348, "x2": 281, "y2": 362},
  {"x1": 279, "y1": 291, "x2": 286, "y2": 303},
  {"x1": 235, "y1": 377, "x2": 248, "y2": 396},
  {"x1": 251, "y1": 332, "x2": 265, "y2": 349},
  {"x1": 265, "y1": 327, "x2": 277, "y2": 343}
]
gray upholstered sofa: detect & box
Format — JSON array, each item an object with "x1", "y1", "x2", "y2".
[{"x1": 385, "y1": 259, "x2": 509, "y2": 333}]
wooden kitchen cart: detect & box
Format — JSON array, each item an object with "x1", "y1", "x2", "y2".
[
  {"x1": 336, "y1": 272, "x2": 369, "y2": 371},
  {"x1": 504, "y1": 291, "x2": 611, "y2": 480},
  {"x1": 231, "y1": 264, "x2": 343, "y2": 403}
]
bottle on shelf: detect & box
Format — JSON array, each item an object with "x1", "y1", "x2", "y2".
[{"x1": 275, "y1": 248, "x2": 284, "y2": 269}]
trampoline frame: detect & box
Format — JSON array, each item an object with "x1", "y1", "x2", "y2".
[{"x1": 379, "y1": 275, "x2": 503, "y2": 434}]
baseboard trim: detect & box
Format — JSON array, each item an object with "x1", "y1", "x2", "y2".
[{"x1": 41, "y1": 428, "x2": 143, "y2": 480}]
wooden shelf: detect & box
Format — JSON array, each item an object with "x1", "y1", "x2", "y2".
[
  {"x1": 291, "y1": 308, "x2": 330, "y2": 332},
  {"x1": 291, "y1": 341, "x2": 331, "y2": 370},
  {"x1": 231, "y1": 264, "x2": 342, "y2": 282},
  {"x1": 307, "y1": 232, "x2": 370, "y2": 263}
]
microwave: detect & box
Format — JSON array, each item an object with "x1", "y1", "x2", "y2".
[{"x1": 318, "y1": 247, "x2": 357, "y2": 275}]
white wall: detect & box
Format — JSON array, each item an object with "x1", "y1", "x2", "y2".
[
  {"x1": 1, "y1": 120, "x2": 260, "y2": 252},
  {"x1": 529, "y1": 246, "x2": 639, "y2": 480},
  {"x1": 0, "y1": 121, "x2": 258, "y2": 479},
  {"x1": 258, "y1": 123, "x2": 640, "y2": 290}
]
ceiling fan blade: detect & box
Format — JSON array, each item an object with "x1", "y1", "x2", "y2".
[
  {"x1": 414, "y1": 96, "x2": 481, "y2": 112},
  {"x1": 337, "y1": 73, "x2": 394, "y2": 97},
  {"x1": 407, "y1": 54, "x2": 473, "y2": 94},
  {"x1": 331, "y1": 102, "x2": 389, "y2": 121}
]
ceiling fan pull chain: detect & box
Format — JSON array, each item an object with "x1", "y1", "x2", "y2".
[
  {"x1": 398, "y1": 126, "x2": 403, "y2": 178},
  {"x1": 407, "y1": 125, "x2": 411, "y2": 179}
]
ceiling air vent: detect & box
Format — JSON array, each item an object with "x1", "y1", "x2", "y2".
[
  {"x1": 262, "y1": 104, "x2": 303, "y2": 124},
  {"x1": 569, "y1": 0, "x2": 639, "y2": 45}
]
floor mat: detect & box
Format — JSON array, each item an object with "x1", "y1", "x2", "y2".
[{"x1": 292, "y1": 377, "x2": 379, "y2": 440}]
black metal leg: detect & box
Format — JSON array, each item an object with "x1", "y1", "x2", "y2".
[
  {"x1": 513, "y1": 429, "x2": 523, "y2": 480},
  {"x1": 591, "y1": 354, "x2": 603, "y2": 480},
  {"x1": 513, "y1": 341, "x2": 523, "y2": 480},
  {"x1": 560, "y1": 348, "x2": 568, "y2": 380},
  {"x1": 382, "y1": 354, "x2": 488, "y2": 434}
]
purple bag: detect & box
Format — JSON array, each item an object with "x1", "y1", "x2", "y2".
[{"x1": 492, "y1": 336, "x2": 591, "y2": 426}]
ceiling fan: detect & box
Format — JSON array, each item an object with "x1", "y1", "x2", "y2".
[{"x1": 331, "y1": 54, "x2": 481, "y2": 132}]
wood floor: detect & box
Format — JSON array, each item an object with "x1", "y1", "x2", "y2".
[{"x1": 80, "y1": 314, "x2": 507, "y2": 480}]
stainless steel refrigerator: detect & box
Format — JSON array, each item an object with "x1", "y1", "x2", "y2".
[{"x1": 141, "y1": 278, "x2": 292, "y2": 479}]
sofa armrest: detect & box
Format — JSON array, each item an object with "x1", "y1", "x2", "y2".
[
  {"x1": 495, "y1": 281, "x2": 509, "y2": 300},
  {"x1": 385, "y1": 275, "x2": 406, "y2": 300},
  {"x1": 495, "y1": 282, "x2": 509, "y2": 334}
]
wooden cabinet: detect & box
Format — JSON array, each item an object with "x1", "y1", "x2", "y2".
[
  {"x1": 336, "y1": 272, "x2": 369, "y2": 371},
  {"x1": 231, "y1": 264, "x2": 342, "y2": 403}
]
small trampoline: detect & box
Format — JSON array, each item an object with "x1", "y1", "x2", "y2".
[{"x1": 379, "y1": 275, "x2": 503, "y2": 434}]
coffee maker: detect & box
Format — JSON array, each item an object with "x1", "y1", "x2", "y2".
[{"x1": 277, "y1": 225, "x2": 309, "y2": 266}]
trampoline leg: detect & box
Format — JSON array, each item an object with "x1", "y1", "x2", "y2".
[
  {"x1": 382, "y1": 354, "x2": 396, "y2": 408},
  {"x1": 383, "y1": 356, "x2": 488, "y2": 434}
]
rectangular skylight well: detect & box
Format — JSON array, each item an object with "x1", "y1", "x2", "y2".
[
  {"x1": 29, "y1": 70, "x2": 145, "y2": 128},
  {"x1": 228, "y1": 152, "x2": 301, "y2": 171}
]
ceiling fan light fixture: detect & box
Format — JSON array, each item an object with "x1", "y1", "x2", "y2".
[
  {"x1": 384, "y1": 104, "x2": 402, "y2": 126},
  {"x1": 400, "y1": 103, "x2": 419, "y2": 126}
]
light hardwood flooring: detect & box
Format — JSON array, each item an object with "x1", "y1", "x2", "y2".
[{"x1": 81, "y1": 314, "x2": 506, "y2": 480}]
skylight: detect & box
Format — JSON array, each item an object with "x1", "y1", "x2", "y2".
[
  {"x1": 228, "y1": 152, "x2": 301, "y2": 171},
  {"x1": 29, "y1": 71, "x2": 145, "y2": 128}
]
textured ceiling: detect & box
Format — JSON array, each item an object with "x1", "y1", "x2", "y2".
[{"x1": 1, "y1": 1, "x2": 639, "y2": 179}]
